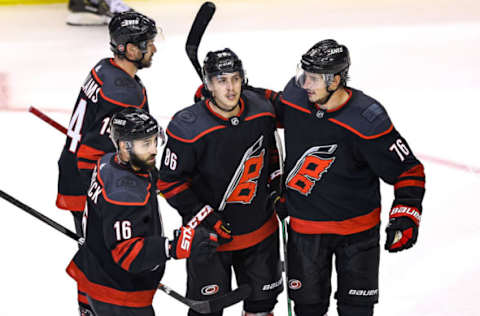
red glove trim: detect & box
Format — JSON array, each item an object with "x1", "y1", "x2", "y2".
[{"x1": 389, "y1": 205, "x2": 421, "y2": 226}]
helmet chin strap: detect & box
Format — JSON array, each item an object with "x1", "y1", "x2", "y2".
[{"x1": 126, "y1": 52, "x2": 146, "y2": 70}]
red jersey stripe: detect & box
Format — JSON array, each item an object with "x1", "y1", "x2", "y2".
[
  {"x1": 244, "y1": 112, "x2": 276, "y2": 121},
  {"x1": 280, "y1": 98, "x2": 311, "y2": 114},
  {"x1": 56, "y1": 193, "x2": 86, "y2": 211},
  {"x1": 111, "y1": 237, "x2": 143, "y2": 264},
  {"x1": 77, "y1": 144, "x2": 105, "y2": 162},
  {"x1": 163, "y1": 182, "x2": 190, "y2": 199},
  {"x1": 328, "y1": 118, "x2": 394, "y2": 140},
  {"x1": 394, "y1": 179, "x2": 425, "y2": 190},
  {"x1": 290, "y1": 208, "x2": 381, "y2": 235},
  {"x1": 121, "y1": 239, "x2": 145, "y2": 271},
  {"x1": 217, "y1": 213, "x2": 279, "y2": 251},
  {"x1": 166, "y1": 126, "x2": 226, "y2": 143},
  {"x1": 67, "y1": 261, "x2": 156, "y2": 308}
]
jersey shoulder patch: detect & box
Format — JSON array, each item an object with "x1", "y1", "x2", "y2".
[
  {"x1": 97, "y1": 153, "x2": 150, "y2": 205},
  {"x1": 242, "y1": 89, "x2": 276, "y2": 119},
  {"x1": 167, "y1": 101, "x2": 223, "y2": 143},
  {"x1": 280, "y1": 77, "x2": 312, "y2": 113},
  {"x1": 330, "y1": 88, "x2": 393, "y2": 139},
  {"x1": 94, "y1": 59, "x2": 147, "y2": 108}
]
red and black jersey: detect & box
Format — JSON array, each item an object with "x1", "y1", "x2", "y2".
[
  {"x1": 57, "y1": 58, "x2": 149, "y2": 211},
  {"x1": 158, "y1": 90, "x2": 280, "y2": 251},
  {"x1": 67, "y1": 153, "x2": 168, "y2": 308},
  {"x1": 275, "y1": 78, "x2": 425, "y2": 235}
]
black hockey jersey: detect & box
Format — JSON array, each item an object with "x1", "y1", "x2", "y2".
[
  {"x1": 276, "y1": 78, "x2": 425, "y2": 235},
  {"x1": 57, "y1": 58, "x2": 149, "y2": 211},
  {"x1": 67, "y1": 153, "x2": 167, "y2": 307},
  {"x1": 158, "y1": 90, "x2": 280, "y2": 251}
]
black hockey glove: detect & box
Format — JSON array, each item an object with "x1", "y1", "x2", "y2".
[
  {"x1": 385, "y1": 205, "x2": 421, "y2": 252},
  {"x1": 194, "y1": 84, "x2": 212, "y2": 102},
  {"x1": 183, "y1": 205, "x2": 232, "y2": 245},
  {"x1": 169, "y1": 225, "x2": 219, "y2": 260},
  {"x1": 203, "y1": 210, "x2": 232, "y2": 245}
]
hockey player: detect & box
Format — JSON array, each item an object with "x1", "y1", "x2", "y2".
[
  {"x1": 67, "y1": 0, "x2": 132, "y2": 26},
  {"x1": 158, "y1": 48, "x2": 283, "y2": 316},
  {"x1": 67, "y1": 107, "x2": 219, "y2": 316},
  {"x1": 56, "y1": 11, "x2": 158, "y2": 315},
  {"x1": 271, "y1": 39, "x2": 426, "y2": 316}
]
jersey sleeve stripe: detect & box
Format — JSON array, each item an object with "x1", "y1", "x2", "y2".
[
  {"x1": 66, "y1": 261, "x2": 156, "y2": 308},
  {"x1": 78, "y1": 161, "x2": 96, "y2": 170},
  {"x1": 77, "y1": 144, "x2": 105, "y2": 162},
  {"x1": 328, "y1": 118, "x2": 394, "y2": 139},
  {"x1": 156, "y1": 179, "x2": 180, "y2": 191},
  {"x1": 166, "y1": 125, "x2": 226, "y2": 143},
  {"x1": 290, "y1": 207, "x2": 381, "y2": 235},
  {"x1": 111, "y1": 237, "x2": 142, "y2": 264},
  {"x1": 394, "y1": 179, "x2": 425, "y2": 190},
  {"x1": 398, "y1": 164, "x2": 425, "y2": 178},
  {"x1": 56, "y1": 193, "x2": 86, "y2": 211},
  {"x1": 280, "y1": 97, "x2": 312, "y2": 114},
  {"x1": 120, "y1": 239, "x2": 145, "y2": 271},
  {"x1": 99, "y1": 88, "x2": 146, "y2": 108},
  {"x1": 162, "y1": 182, "x2": 190, "y2": 199}
]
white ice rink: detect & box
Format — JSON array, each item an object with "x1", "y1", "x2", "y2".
[{"x1": 0, "y1": 0, "x2": 479, "y2": 315}]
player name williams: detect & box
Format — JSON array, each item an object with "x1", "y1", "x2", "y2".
[{"x1": 82, "y1": 74, "x2": 101, "y2": 103}]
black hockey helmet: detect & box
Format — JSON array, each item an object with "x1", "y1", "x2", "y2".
[
  {"x1": 110, "y1": 108, "x2": 160, "y2": 148},
  {"x1": 202, "y1": 48, "x2": 246, "y2": 84},
  {"x1": 300, "y1": 39, "x2": 350, "y2": 85},
  {"x1": 109, "y1": 11, "x2": 158, "y2": 55}
]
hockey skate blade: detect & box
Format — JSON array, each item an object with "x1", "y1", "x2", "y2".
[
  {"x1": 66, "y1": 12, "x2": 110, "y2": 26},
  {"x1": 191, "y1": 284, "x2": 251, "y2": 314}
]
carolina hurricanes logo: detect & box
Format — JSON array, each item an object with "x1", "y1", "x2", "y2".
[
  {"x1": 286, "y1": 145, "x2": 337, "y2": 196},
  {"x1": 288, "y1": 279, "x2": 302, "y2": 290},
  {"x1": 201, "y1": 284, "x2": 220, "y2": 296},
  {"x1": 222, "y1": 135, "x2": 265, "y2": 207}
]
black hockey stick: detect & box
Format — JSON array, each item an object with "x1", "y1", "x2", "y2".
[
  {"x1": 158, "y1": 283, "x2": 251, "y2": 314},
  {"x1": 186, "y1": 1, "x2": 216, "y2": 79},
  {"x1": 273, "y1": 131, "x2": 293, "y2": 316},
  {"x1": 0, "y1": 189, "x2": 83, "y2": 244},
  {"x1": 0, "y1": 189, "x2": 250, "y2": 314}
]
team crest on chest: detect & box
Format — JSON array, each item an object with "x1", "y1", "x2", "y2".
[{"x1": 286, "y1": 144, "x2": 337, "y2": 196}]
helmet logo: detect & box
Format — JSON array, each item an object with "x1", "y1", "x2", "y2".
[
  {"x1": 288, "y1": 279, "x2": 302, "y2": 290},
  {"x1": 113, "y1": 118, "x2": 126, "y2": 126},
  {"x1": 118, "y1": 44, "x2": 125, "y2": 52},
  {"x1": 121, "y1": 19, "x2": 139, "y2": 27},
  {"x1": 218, "y1": 60, "x2": 234, "y2": 69},
  {"x1": 327, "y1": 47, "x2": 343, "y2": 55}
]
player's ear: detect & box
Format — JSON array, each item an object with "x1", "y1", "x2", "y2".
[
  {"x1": 330, "y1": 74, "x2": 341, "y2": 90},
  {"x1": 125, "y1": 43, "x2": 139, "y2": 58}
]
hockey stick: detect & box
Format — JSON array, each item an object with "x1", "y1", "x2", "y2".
[
  {"x1": 186, "y1": 1, "x2": 216, "y2": 79},
  {"x1": 29, "y1": 106, "x2": 67, "y2": 134},
  {"x1": 0, "y1": 189, "x2": 250, "y2": 314},
  {"x1": 273, "y1": 130, "x2": 293, "y2": 316}
]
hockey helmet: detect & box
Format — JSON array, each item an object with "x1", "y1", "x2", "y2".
[
  {"x1": 110, "y1": 108, "x2": 162, "y2": 149},
  {"x1": 202, "y1": 48, "x2": 246, "y2": 84},
  {"x1": 297, "y1": 39, "x2": 350, "y2": 88},
  {"x1": 109, "y1": 11, "x2": 158, "y2": 55}
]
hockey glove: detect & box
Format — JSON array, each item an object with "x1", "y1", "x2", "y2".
[
  {"x1": 194, "y1": 84, "x2": 212, "y2": 102},
  {"x1": 200, "y1": 206, "x2": 232, "y2": 245},
  {"x1": 385, "y1": 205, "x2": 421, "y2": 252},
  {"x1": 169, "y1": 225, "x2": 219, "y2": 260}
]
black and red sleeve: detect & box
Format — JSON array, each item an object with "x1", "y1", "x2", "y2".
[
  {"x1": 158, "y1": 134, "x2": 203, "y2": 220},
  {"x1": 358, "y1": 128, "x2": 426, "y2": 211},
  {"x1": 102, "y1": 203, "x2": 169, "y2": 274}
]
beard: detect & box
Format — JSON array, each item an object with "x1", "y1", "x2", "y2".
[{"x1": 130, "y1": 153, "x2": 156, "y2": 172}]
